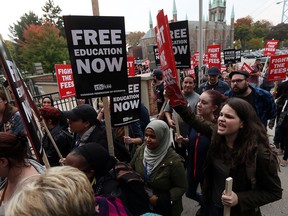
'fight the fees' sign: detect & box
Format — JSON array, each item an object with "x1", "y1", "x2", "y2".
[
  {"x1": 264, "y1": 40, "x2": 279, "y2": 56},
  {"x1": 207, "y1": 44, "x2": 221, "y2": 69},
  {"x1": 55, "y1": 64, "x2": 76, "y2": 99},
  {"x1": 267, "y1": 54, "x2": 288, "y2": 81}
]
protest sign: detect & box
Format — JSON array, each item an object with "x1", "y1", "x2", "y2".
[
  {"x1": 0, "y1": 38, "x2": 43, "y2": 162},
  {"x1": 153, "y1": 45, "x2": 161, "y2": 66},
  {"x1": 207, "y1": 44, "x2": 221, "y2": 69},
  {"x1": 55, "y1": 64, "x2": 76, "y2": 99},
  {"x1": 267, "y1": 54, "x2": 288, "y2": 81},
  {"x1": 127, "y1": 56, "x2": 135, "y2": 76},
  {"x1": 240, "y1": 62, "x2": 254, "y2": 74},
  {"x1": 110, "y1": 77, "x2": 141, "y2": 127},
  {"x1": 223, "y1": 49, "x2": 236, "y2": 65},
  {"x1": 63, "y1": 16, "x2": 128, "y2": 98},
  {"x1": 194, "y1": 52, "x2": 199, "y2": 66},
  {"x1": 155, "y1": 10, "x2": 187, "y2": 107},
  {"x1": 264, "y1": 40, "x2": 279, "y2": 56},
  {"x1": 235, "y1": 49, "x2": 242, "y2": 63},
  {"x1": 169, "y1": 20, "x2": 191, "y2": 68}
]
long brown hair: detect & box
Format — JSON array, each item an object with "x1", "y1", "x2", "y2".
[
  {"x1": 0, "y1": 132, "x2": 28, "y2": 167},
  {"x1": 211, "y1": 98, "x2": 277, "y2": 166}
]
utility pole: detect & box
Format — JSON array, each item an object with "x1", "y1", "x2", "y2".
[
  {"x1": 198, "y1": 0, "x2": 203, "y2": 87},
  {"x1": 278, "y1": 0, "x2": 288, "y2": 23}
]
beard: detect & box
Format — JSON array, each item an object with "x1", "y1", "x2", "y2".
[{"x1": 232, "y1": 84, "x2": 249, "y2": 95}]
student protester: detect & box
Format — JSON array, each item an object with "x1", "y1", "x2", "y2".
[
  {"x1": 130, "y1": 120, "x2": 187, "y2": 216},
  {"x1": 169, "y1": 96, "x2": 282, "y2": 216},
  {"x1": 63, "y1": 143, "x2": 150, "y2": 215},
  {"x1": 6, "y1": 166, "x2": 95, "y2": 216},
  {"x1": 63, "y1": 104, "x2": 107, "y2": 149},
  {"x1": 197, "y1": 67, "x2": 230, "y2": 94},
  {"x1": 225, "y1": 70, "x2": 277, "y2": 127},
  {"x1": 165, "y1": 75, "x2": 199, "y2": 162},
  {"x1": 39, "y1": 106, "x2": 73, "y2": 166},
  {"x1": 0, "y1": 133, "x2": 45, "y2": 216},
  {"x1": 41, "y1": 95, "x2": 69, "y2": 131},
  {"x1": 0, "y1": 90, "x2": 25, "y2": 135},
  {"x1": 152, "y1": 69, "x2": 165, "y2": 113},
  {"x1": 175, "y1": 90, "x2": 226, "y2": 216}
]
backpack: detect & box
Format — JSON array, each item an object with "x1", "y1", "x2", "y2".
[
  {"x1": 95, "y1": 194, "x2": 132, "y2": 216},
  {"x1": 95, "y1": 162, "x2": 150, "y2": 215}
]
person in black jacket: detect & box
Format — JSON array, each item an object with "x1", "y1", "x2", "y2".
[
  {"x1": 39, "y1": 106, "x2": 73, "y2": 166},
  {"x1": 63, "y1": 104, "x2": 107, "y2": 149}
]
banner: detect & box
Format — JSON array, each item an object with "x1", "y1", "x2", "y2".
[
  {"x1": 207, "y1": 44, "x2": 221, "y2": 69},
  {"x1": 223, "y1": 49, "x2": 236, "y2": 65},
  {"x1": 169, "y1": 20, "x2": 191, "y2": 68},
  {"x1": 127, "y1": 56, "x2": 135, "y2": 76},
  {"x1": 0, "y1": 38, "x2": 43, "y2": 162},
  {"x1": 240, "y1": 62, "x2": 254, "y2": 74},
  {"x1": 153, "y1": 45, "x2": 161, "y2": 66},
  {"x1": 110, "y1": 77, "x2": 141, "y2": 127},
  {"x1": 155, "y1": 10, "x2": 187, "y2": 107},
  {"x1": 194, "y1": 52, "x2": 199, "y2": 66},
  {"x1": 267, "y1": 54, "x2": 288, "y2": 81},
  {"x1": 63, "y1": 16, "x2": 128, "y2": 98},
  {"x1": 264, "y1": 40, "x2": 279, "y2": 56},
  {"x1": 55, "y1": 64, "x2": 76, "y2": 99}
]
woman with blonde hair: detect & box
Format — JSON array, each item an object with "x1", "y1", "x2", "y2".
[{"x1": 6, "y1": 166, "x2": 95, "y2": 216}]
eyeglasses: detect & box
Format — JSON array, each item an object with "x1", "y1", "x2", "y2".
[{"x1": 231, "y1": 79, "x2": 245, "y2": 84}]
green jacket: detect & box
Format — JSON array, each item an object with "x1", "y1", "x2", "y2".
[{"x1": 130, "y1": 145, "x2": 187, "y2": 216}]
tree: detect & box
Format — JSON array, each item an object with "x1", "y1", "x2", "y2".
[
  {"x1": 265, "y1": 23, "x2": 288, "y2": 42},
  {"x1": 42, "y1": 0, "x2": 64, "y2": 36},
  {"x1": 247, "y1": 38, "x2": 264, "y2": 50},
  {"x1": 235, "y1": 16, "x2": 253, "y2": 27},
  {"x1": 9, "y1": 11, "x2": 41, "y2": 41},
  {"x1": 251, "y1": 20, "x2": 272, "y2": 38},
  {"x1": 234, "y1": 25, "x2": 252, "y2": 50},
  {"x1": 18, "y1": 23, "x2": 69, "y2": 74},
  {"x1": 126, "y1": 31, "x2": 145, "y2": 47}
]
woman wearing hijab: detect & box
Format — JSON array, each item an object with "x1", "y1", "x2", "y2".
[{"x1": 130, "y1": 120, "x2": 187, "y2": 216}]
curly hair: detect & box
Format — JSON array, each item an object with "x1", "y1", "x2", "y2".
[
  {"x1": 39, "y1": 106, "x2": 61, "y2": 125},
  {"x1": 6, "y1": 166, "x2": 95, "y2": 216},
  {"x1": 211, "y1": 98, "x2": 277, "y2": 166}
]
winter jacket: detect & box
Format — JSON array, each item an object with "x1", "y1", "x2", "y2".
[{"x1": 131, "y1": 145, "x2": 187, "y2": 216}]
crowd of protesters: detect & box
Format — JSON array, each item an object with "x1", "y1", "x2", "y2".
[{"x1": 0, "y1": 58, "x2": 286, "y2": 216}]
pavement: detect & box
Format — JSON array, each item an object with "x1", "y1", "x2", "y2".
[{"x1": 181, "y1": 127, "x2": 287, "y2": 216}]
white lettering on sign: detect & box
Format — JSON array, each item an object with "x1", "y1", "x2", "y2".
[
  {"x1": 156, "y1": 25, "x2": 165, "y2": 47},
  {"x1": 114, "y1": 99, "x2": 140, "y2": 112},
  {"x1": 58, "y1": 68, "x2": 72, "y2": 75},
  {"x1": 128, "y1": 84, "x2": 139, "y2": 93},
  {"x1": 208, "y1": 48, "x2": 220, "y2": 53},
  {"x1": 76, "y1": 57, "x2": 123, "y2": 74},
  {"x1": 71, "y1": 29, "x2": 122, "y2": 45},
  {"x1": 173, "y1": 45, "x2": 188, "y2": 55},
  {"x1": 60, "y1": 81, "x2": 74, "y2": 89},
  {"x1": 170, "y1": 28, "x2": 187, "y2": 39},
  {"x1": 21, "y1": 98, "x2": 32, "y2": 123},
  {"x1": 6, "y1": 61, "x2": 20, "y2": 82}
]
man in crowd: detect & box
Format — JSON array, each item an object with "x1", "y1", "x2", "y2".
[
  {"x1": 151, "y1": 69, "x2": 165, "y2": 113},
  {"x1": 225, "y1": 70, "x2": 276, "y2": 127},
  {"x1": 197, "y1": 66, "x2": 230, "y2": 94}
]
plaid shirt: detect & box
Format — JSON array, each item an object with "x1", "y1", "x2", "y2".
[{"x1": 225, "y1": 86, "x2": 277, "y2": 126}]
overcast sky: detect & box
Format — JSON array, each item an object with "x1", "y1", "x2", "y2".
[{"x1": 0, "y1": 0, "x2": 283, "y2": 40}]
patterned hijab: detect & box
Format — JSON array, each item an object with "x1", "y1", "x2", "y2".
[{"x1": 143, "y1": 120, "x2": 171, "y2": 175}]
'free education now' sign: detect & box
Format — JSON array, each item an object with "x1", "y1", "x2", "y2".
[{"x1": 63, "y1": 16, "x2": 128, "y2": 98}]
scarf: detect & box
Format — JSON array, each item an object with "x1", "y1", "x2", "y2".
[{"x1": 143, "y1": 120, "x2": 171, "y2": 176}]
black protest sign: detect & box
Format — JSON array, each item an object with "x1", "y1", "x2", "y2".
[
  {"x1": 169, "y1": 20, "x2": 191, "y2": 69},
  {"x1": 153, "y1": 45, "x2": 161, "y2": 66},
  {"x1": 0, "y1": 38, "x2": 43, "y2": 162},
  {"x1": 110, "y1": 77, "x2": 141, "y2": 127},
  {"x1": 235, "y1": 49, "x2": 242, "y2": 63},
  {"x1": 63, "y1": 16, "x2": 128, "y2": 98},
  {"x1": 224, "y1": 49, "x2": 236, "y2": 64}
]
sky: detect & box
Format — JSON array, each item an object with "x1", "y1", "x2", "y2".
[{"x1": 0, "y1": 0, "x2": 284, "y2": 40}]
